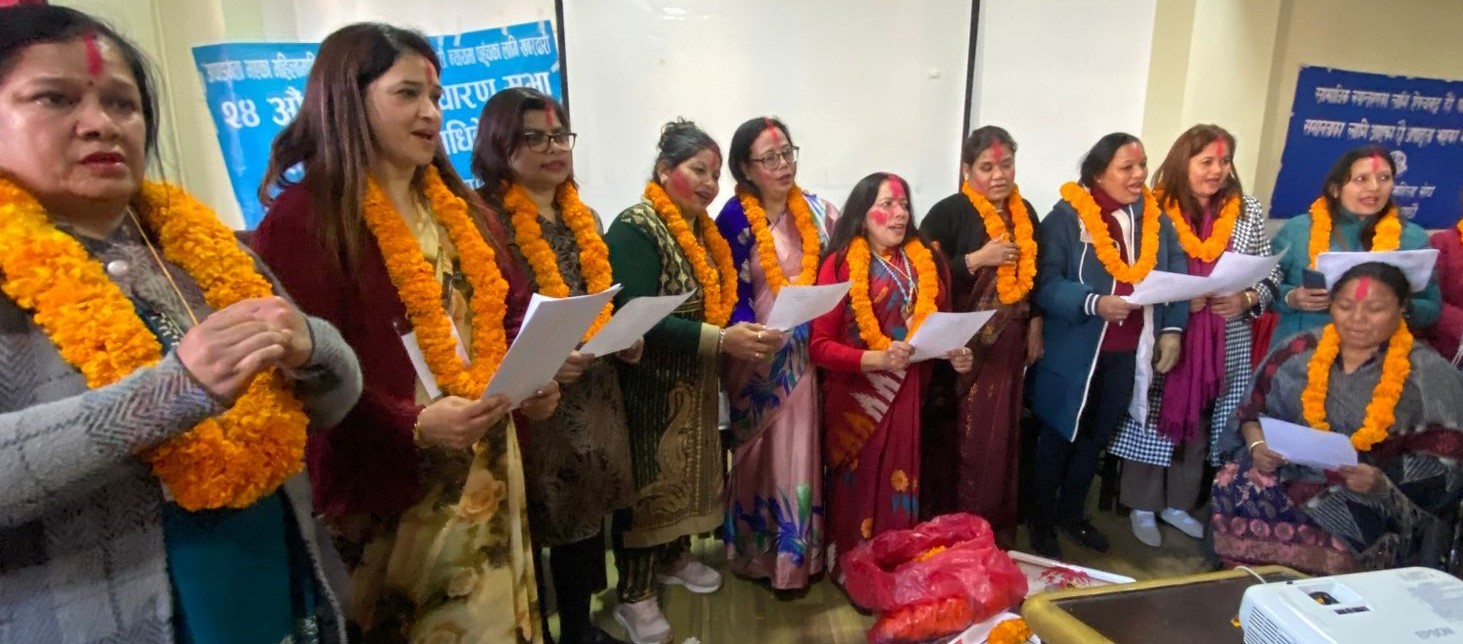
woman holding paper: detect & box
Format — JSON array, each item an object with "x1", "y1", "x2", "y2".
[
  {"x1": 1211, "y1": 261, "x2": 1463, "y2": 574},
  {"x1": 714, "y1": 116, "x2": 840, "y2": 591},
  {"x1": 254, "y1": 23, "x2": 560, "y2": 642},
  {"x1": 603, "y1": 119, "x2": 783, "y2": 643},
  {"x1": 0, "y1": 6, "x2": 363, "y2": 641},
  {"x1": 917, "y1": 125, "x2": 1041, "y2": 542},
  {"x1": 1269, "y1": 145, "x2": 1440, "y2": 350},
  {"x1": 1420, "y1": 191, "x2": 1463, "y2": 367},
  {"x1": 1110, "y1": 125, "x2": 1279, "y2": 548},
  {"x1": 810, "y1": 172, "x2": 973, "y2": 580},
  {"x1": 469, "y1": 87, "x2": 637, "y2": 644},
  {"x1": 1028, "y1": 133, "x2": 1188, "y2": 560}
]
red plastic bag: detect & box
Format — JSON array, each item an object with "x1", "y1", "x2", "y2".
[{"x1": 841, "y1": 513, "x2": 1028, "y2": 644}]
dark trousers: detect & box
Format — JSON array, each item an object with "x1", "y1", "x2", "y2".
[
  {"x1": 538, "y1": 531, "x2": 610, "y2": 643},
  {"x1": 1031, "y1": 350, "x2": 1136, "y2": 529},
  {"x1": 611, "y1": 509, "x2": 688, "y2": 603}
]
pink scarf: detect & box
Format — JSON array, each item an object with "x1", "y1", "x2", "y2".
[{"x1": 1158, "y1": 202, "x2": 1228, "y2": 443}]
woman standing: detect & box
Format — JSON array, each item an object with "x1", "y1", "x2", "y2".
[
  {"x1": 918, "y1": 125, "x2": 1041, "y2": 542},
  {"x1": 1420, "y1": 190, "x2": 1463, "y2": 368},
  {"x1": 1109, "y1": 125, "x2": 1280, "y2": 548},
  {"x1": 603, "y1": 119, "x2": 783, "y2": 644},
  {"x1": 715, "y1": 116, "x2": 838, "y2": 591},
  {"x1": 0, "y1": 6, "x2": 362, "y2": 642},
  {"x1": 254, "y1": 23, "x2": 559, "y2": 643},
  {"x1": 1028, "y1": 133, "x2": 1188, "y2": 560},
  {"x1": 472, "y1": 87, "x2": 637, "y2": 644},
  {"x1": 811, "y1": 172, "x2": 972, "y2": 580},
  {"x1": 1269, "y1": 145, "x2": 1440, "y2": 349}
]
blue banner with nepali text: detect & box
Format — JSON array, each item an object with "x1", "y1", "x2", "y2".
[
  {"x1": 1271, "y1": 66, "x2": 1463, "y2": 230},
  {"x1": 192, "y1": 21, "x2": 562, "y2": 228}
]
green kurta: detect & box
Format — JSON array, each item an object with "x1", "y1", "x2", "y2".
[{"x1": 604, "y1": 201, "x2": 724, "y2": 548}]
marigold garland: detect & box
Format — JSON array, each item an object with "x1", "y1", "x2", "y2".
[
  {"x1": 0, "y1": 177, "x2": 308, "y2": 510},
  {"x1": 1306, "y1": 197, "x2": 1402, "y2": 268},
  {"x1": 1158, "y1": 192, "x2": 1239, "y2": 262},
  {"x1": 1060, "y1": 182, "x2": 1161, "y2": 284},
  {"x1": 362, "y1": 166, "x2": 509, "y2": 397},
  {"x1": 1456, "y1": 216, "x2": 1463, "y2": 247},
  {"x1": 847, "y1": 236, "x2": 939, "y2": 350},
  {"x1": 738, "y1": 185, "x2": 821, "y2": 294},
  {"x1": 988, "y1": 617, "x2": 1032, "y2": 644},
  {"x1": 643, "y1": 181, "x2": 739, "y2": 326},
  {"x1": 502, "y1": 181, "x2": 613, "y2": 342},
  {"x1": 961, "y1": 182, "x2": 1037, "y2": 304},
  {"x1": 1301, "y1": 322, "x2": 1414, "y2": 451}
]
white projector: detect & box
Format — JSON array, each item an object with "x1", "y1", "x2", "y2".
[{"x1": 1240, "y1": 567, "x2": 1463, "y2": 643}]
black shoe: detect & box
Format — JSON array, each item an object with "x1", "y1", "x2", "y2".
[
  {"x1": 1062, "y1": 519, "x2": 1110, "y2": 553},
  {"x1": 1030, "y1": 526, "x2": 1062, "y2": 560}
]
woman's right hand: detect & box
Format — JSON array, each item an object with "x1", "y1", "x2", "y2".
[
  {"x1": 414, "y1": 394, "x2": 511, "y2": 450},
  {"x1": 721, "y1": 322, "x2": 784, "y2": 361},
  {"x1": 555, "y1": 350, "x2": 596, "y2": 385},
  {"x1": 1096, "y1": 295, "x2": 1140, "y2": 323},
  {"x1": 966, "y1": 236, "x2": 1017, "y2": 272},
  {"x1": 878, "y1": 341, "x2": 914, "y2": 371},
  {"x1": 177, "y1": 300, "x2": 292, "y2": 401},
  {"x1": 1288, "y1": 287, "x2": 1330, "y2": 313},
  {"x1": 1251, "y1": 442, "x2": 1286, "y2": 474}
]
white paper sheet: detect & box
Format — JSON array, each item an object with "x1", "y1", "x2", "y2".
[
  {"x1": 1122, "y1": 270, "x2": 1213, "y2": 306},
  {"x1": 578, "y1": 291, "x2": 692, "y2": 357},
  {"x1": 1260, "y1": 416, "x2": 1358, "y2": 470},
  {"x1": 1316, "y1": 249, "x2": 1440, "y2": 293},
  {"x1": 1122, "y1": 251, "x2": 1284, "y2": 305},
  {"x1": 906, "y1": 310, "x2": 997, "y2": 362},
  {"x1": 763, "y1": 282, "x2": 852, "y2": 331},
  {"x1": 485, "y1": 285, "x2": 622, "y2": 408},
  {"x1": 1208, "y1": 251, "x2": 1284, "y2": 295}
]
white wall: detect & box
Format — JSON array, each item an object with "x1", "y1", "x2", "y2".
[
  {"x1": 563, "y1": 0, "x2": 973, "y2": 222},
  {"x1": 969, "y1": 0, "x2": 1158, "y2": 216}
]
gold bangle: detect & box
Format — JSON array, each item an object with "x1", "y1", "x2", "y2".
[
  {"x1": 1247, "y1": 439, "x2": 1266, "y2": 452},
  {"x1": 412, "y1": 414, "x2": 429, "y2": 448}
]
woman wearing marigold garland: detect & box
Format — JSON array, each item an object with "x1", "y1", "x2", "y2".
[
  {"x1": 603, "y1": 120, "x2": 783, "y2": 644},
  {"x1": 1270, "y1": 145, "x2": 1440, "y2": 350},
  {"x1": 0, "y1": 6, "x2": 363, "y2": 642},
  {"x1": 1028, "y1": 133, "x2": 1188, "y2": 560},
  {"x1": 1419, "y1": 188, "x2": 1463, "y2": 368},
  {"x1": 715, "y1": 116, "x2": 840, "y2": 591},
  {"x1": 254, "y1": 24, "x2": 560, "y2": 643},
  {"x1": 471, "y1": 87, "x2": 637, "y2": 644},
  {"x1": 1110, "y1": 125, "x2": 1280, "y2": 548},
  {"x1": 918, "y1": 126, "x2": 1041, "y2": 542},
  {"x1": 1212, "y1": 261, "x2": 1463, "y2": 574},
  {"x1": 810, "y1": 172, "x2": 974, "y2": 581}
]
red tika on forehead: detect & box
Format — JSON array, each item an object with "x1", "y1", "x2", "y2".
[
  {"x1": 885, "y1": 174, "x2": 906, "y2": 200},
  {"x1": 83, "y1": 32, "x2": 104, "y2": 77},
  {"x1": 1214, "y1": 137, "x2": 1227, "y2": 158},
  {"x1": 991, "y1": 142, "x2": 1005, "y2": 164},
  {"x1": 545, "y1": 106, "x2": 555, "y2": 129},
  {"x1": 762, "y1": 117, "x2": 783, "y2": 145},
  {"x1": 1370, "y1": 152, "x2": 1384, "y2": 174},
  {"x1": 1355, "y1": 276, "x2": 1371, "y2": 300}
]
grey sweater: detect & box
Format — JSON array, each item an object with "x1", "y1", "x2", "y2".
[{"x1": 0, "y1": 223, "x2": 363, "y2": 643}]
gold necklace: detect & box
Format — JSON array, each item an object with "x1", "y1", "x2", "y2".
[{"x1": 126, "y1": 207, "x2": 201, "y2": 327}]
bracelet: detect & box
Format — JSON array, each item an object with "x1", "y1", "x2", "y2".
[
  {"x1": 412, "y1": 413, "x2": 430, "y2": 448},
  {"x1": 1247, "y1": 439, "x2": 1266, "y2": 453},
  {"x1": 717, "y1": 327, "x2": 727, "y2": 354},
  {"x1": 1243, "y1": 290, "x2": 1258, "y2": 309}
]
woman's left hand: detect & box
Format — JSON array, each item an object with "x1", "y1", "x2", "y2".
[
  {"x1": 520, "y1": 381, "x2": 562, "y2": 421},
  {"x1": 1208, "y1": 291, "x2": 1250, "y2": 320},
  {"x1": 253, "y1": 296, "x2": 313, "y2": 369},
  {"x1": 618, "y1": 339, "x2": 645, "y2": 365},
  {"x1": 1025, "y1": 317, "x2": 1044, "y2": 365},
  {"x1": 1154, "y1": 331, "x2": 1183, "y2": 374},
  {"x1": 947, "y1": 346, "x2": 974, "y2": 374},
  {"x1": 1338, "y1": 464, "x2": 1387, "y2": 495}
]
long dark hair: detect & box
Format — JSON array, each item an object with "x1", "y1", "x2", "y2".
[
  {"x1": 728, "y1": 116, "x2": 793, "y2": 198},
  {"x1": 1334, "y1": 261, "x2": 1411, "y2": 308},
  {"x1": 1079, "y1": 132, "x2": 1142, "y2": 188},
  {"x1": 0, "y1": 5, "x2": 160, "y2": 164},
  {"x1": 470, "y1": 86, "x2": 572, "y2": 209},
  {"x1": 1151, "y1": 124, "x2": 1242, "y2": 223},
  {"x1": 826, "y1": 172, "x2": 920, "y2": 258},
  {"x1": 259, "y1": 23, "x2": 485, "y2": 274},
  {"x1": 1320, "y1": 145, "x2": 1398, "y2": 250}
]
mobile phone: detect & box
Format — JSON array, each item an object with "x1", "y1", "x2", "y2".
[{"x1": 1301, "y1": 269, "x2": 1327, "y2": 290}]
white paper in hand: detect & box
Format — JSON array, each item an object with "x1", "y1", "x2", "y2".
[
  {"x1": 1260, "y1": 416, "x2": 1358, "y2": 470},
  {"x1": 1208, "y1": 251, "x2": 1284, "y2": 295},
  {"x1": 906, "y1": 310, "x2": 996, "y2": 362},
  {"x1": 485, "y1": 285, "x2": 621, "y2": 408},
  {"x1": 579, "y1": 291, "x2": 692, "y2": 357},
  {"x1": 1123, "y1": 270, "x2": 1213, "y2": 306},
  {"x1": 764, "y1": 282, "x2": 852, "y2": 331},
  {"x1": 1316, "y1": 249, "x2": 1439, "y2": 293}
]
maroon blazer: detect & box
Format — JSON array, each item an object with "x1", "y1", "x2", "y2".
[
  {"x1": 1423, "y1": 229, "x2": 1463, "y2": 362},
  {"x1": 252, "y1": 183, "x2": 530, "y2": 518}
]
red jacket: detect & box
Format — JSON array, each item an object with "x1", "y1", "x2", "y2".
[
  {"x1": 252, "y1": 184, "x2": 530, "y2": 518},
  {"x1": 1423, "y1": 229, "x2": 1463, "y2": 363}
]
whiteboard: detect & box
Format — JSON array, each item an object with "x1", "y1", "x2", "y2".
[{"x1": 562, "y1": 0, "x2": 973, "y2": 223}]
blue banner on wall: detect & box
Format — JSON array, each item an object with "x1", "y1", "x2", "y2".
[
  {"x1": 192, "y1": 21, "x2": 562, "y2": 228},
  {"x1": 1272, "y1": 66, "x2": 1463, "y2": 230}
]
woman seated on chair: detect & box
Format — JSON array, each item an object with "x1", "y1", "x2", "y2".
[{"x1": 1212, "y1": 261, "x2": 1463, "y2": 575}]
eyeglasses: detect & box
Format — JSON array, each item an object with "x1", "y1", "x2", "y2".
[
  {"x1": 750, "y1": 146, "x2": 799, "y2": 169},
  {"x1": 521, "y1": 130, "x2": 577, "y2": 152}
]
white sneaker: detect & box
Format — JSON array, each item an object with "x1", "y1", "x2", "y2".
[
  {"x1": 1130, "y1": 510, "x2": 1162, "y2": 547},
  {"x1": 613, "y1": 598, "x2": 672, "y2": 644},
  {"x1": 656, "y1": 554, "x2": 722, "y2": 594},
  {"x1": 1160, "y1": 507, "x2": 1206, "y2": 539}
]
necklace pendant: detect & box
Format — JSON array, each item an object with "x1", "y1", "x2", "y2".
[{"x1": 902, "y1": 301, "x2": 914, "y2": 318}]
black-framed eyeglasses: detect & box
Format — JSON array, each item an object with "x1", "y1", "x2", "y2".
[
  {"x1": 521, "y1": 130, "x2": 577, "y2": 152},
  {"x1": 751, "y1": 146, "x2": 799, "y2": 169}
]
